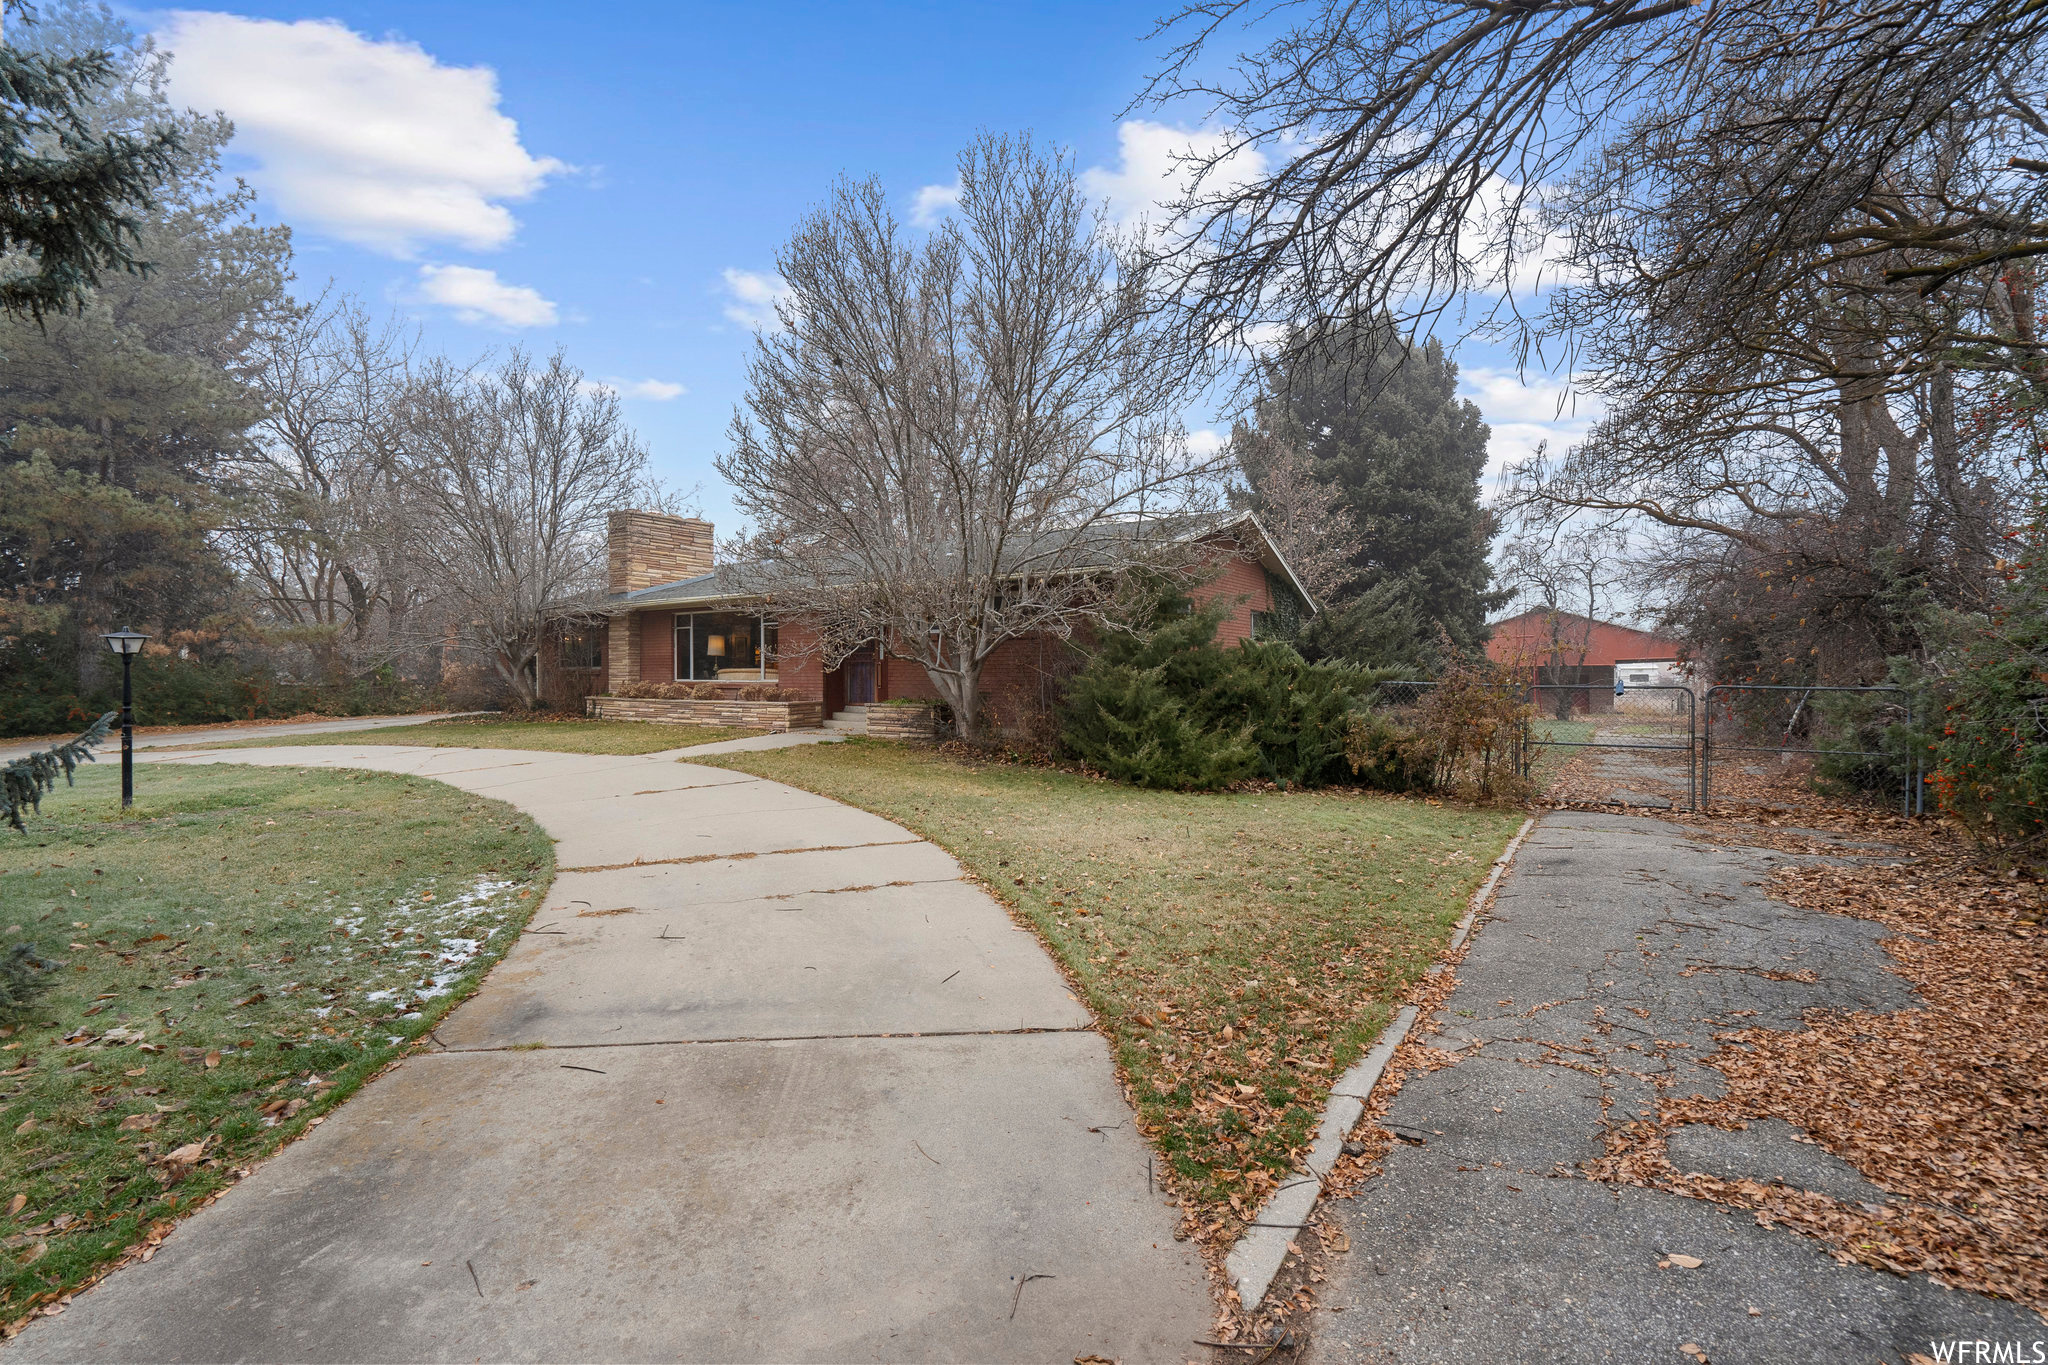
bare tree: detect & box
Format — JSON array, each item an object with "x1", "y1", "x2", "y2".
[
  {"x1": 1497, "y1": 518, "x2": 1631, "y2": 715},
  {"x1": 719, "y1": 133, "x2": 1227, "y2": 738},
  {"x1": 1229, "y1": 420, "x2": 1357, "y2": 606},
  {"x1": 1138, "y1": 0, "x2": 2048, "y2": 366},
  {"x1": 227, "y1": 291, "x2": 421, "y2": 680},
  {"x1": 399, "y1": 348, "x2": 662, "y2": 709}
]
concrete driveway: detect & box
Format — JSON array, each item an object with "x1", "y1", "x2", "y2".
[
  {"x1": 1306, "y1": 810, "x2": 2039, "y2": 1364},
  {"x1": 8, "y1": 744, "x2": 1208, "y2": 1363}
]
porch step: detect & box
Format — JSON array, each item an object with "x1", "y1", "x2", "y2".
[{"x1": 824, "y1": 705, "x2": 869, "y2": 735}]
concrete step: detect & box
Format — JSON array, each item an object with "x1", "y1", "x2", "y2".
[{"x1": 825, "y1": 707, "x2": 869, "y2": 735}]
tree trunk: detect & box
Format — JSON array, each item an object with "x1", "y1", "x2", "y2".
[{"x1": 919, "y1": 659, "x2": 984, "y2": 740}]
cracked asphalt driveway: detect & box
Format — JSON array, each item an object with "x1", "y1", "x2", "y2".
[{"x1": 1307, "y1": 809, "x2": 2041, "y2": 1365}]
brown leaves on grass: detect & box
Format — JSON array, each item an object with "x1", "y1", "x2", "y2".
[{"x1": 1592, "y1": 829, "x2": 2047, "y2": 1313}]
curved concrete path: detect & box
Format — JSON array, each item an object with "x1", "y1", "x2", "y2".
[{"x1": 10, "y1": 744, "x2": 1208, "y2": 1363}]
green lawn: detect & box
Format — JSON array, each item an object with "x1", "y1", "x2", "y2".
[
  {"x1": 690, "y1": 739, "x2": 1520, "y2": 1238},
  {"x1": 0, "y1": 764, "x2": 551, "y2": 1321},
  {"x1": 205, "y1": 716, "x2": 767, "y2": 755}
]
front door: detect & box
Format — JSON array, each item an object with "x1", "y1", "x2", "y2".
[{"x1": 843, "y1": 651, "x2": 876, "y2": 704}]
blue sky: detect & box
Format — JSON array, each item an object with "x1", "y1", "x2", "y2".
[{"x1": 127, "y1": 1, "x2": 1589, "y2": 532}]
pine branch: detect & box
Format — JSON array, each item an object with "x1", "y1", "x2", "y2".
[{"x1": 2, "y1": 711, "x2": 118, "y2": 832}]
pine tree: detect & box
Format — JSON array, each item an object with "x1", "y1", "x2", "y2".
[
  {"x1": 1240, "y1": 318, "x2": 1504, "y2": 668},
  {"x1": 0, "y1": 3, "x2": 180, "y2": 321},
  {"x1": 1, "y1": 3, "x2": 289, "y2": 722}
]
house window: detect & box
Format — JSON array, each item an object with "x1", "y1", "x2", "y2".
[
  {"x1": 560, "y1": 626, "x2": 604, "y2": 671},
  {"x1": 673, "y1": 611, "x2": 779, "y2": 681},
  {"x1": 1250, "y1": 609, "x2": 1273, "y2": 639}
]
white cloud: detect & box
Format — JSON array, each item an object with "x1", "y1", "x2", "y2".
[
  {"x1": 1186, "y1": 428, "x2": 1226, "y2": 457},
  {"x1": 578, "y1": 377, "x2": 681, "y2": 400},
  {"x1": 417, "y1": 264, "x2": 557, "y2": 327},
  {"x1": 1458, "y1": 366, "x2": 1599, "y2": 480},
  {"x1": 156, "y1": 12, "x2": 565, "y2": 256},
  {"x1": 720, "y1": 268, "x2": 791, "y2": 332},
  {"x1": 617, "y1": 378, "x2": 686, "y2": 401},
  {"x1": 911, "y1": 181, "x2": 959, "y2": 228},
  {"x1": 1081, "y1": 121, "x2": 1268, "y2": 236}
]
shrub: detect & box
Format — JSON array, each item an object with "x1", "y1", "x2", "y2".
[
  {"x1": 0, "y1": 633, "x2": 444, "y2": 738},
  {"x1": 1058, "y1": 604, "x2": 1260, "y2": 789},
  {"x1": 611, "y1": 681, "x2": 799, "y2": 702},
  {"x1": 1341, "y1": 708, "x2": 1432, "y2": 791},
  {"x1": 1407, "y1": 655, "x2": 1535, "y2": 802},
  {"x1": 1210, "y1": 638, "x2": 1374, "y2": 787},
  {"x1": 1928, "y1": 516, "x2": 2048, "y2": 860},
  {"x1": 1059, "y1": 602, "x2": 1376, "y2": 789}
]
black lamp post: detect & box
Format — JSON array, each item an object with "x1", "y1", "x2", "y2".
[{"x1": 100, "y1": 628, "x2": 149, "y2": 808}]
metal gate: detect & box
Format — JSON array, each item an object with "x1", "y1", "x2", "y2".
[
  {"x1": 1530, "y1": 682, "x2": 1698, "y2": 811},
  {"x1": 1701, "y1": 684, "x2": 1918, "y2": 815},
  {"x1": 1375, "y1": 680, "x2": 1698, "y2": 810}
]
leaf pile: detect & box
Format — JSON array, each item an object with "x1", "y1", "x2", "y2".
[{"x1": 1589, "y1": 831, "x2": 2048, "y2": 1313}]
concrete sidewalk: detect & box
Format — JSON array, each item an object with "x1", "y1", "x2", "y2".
[
  {"x1": 1306, "y1": 810, "x2": 2038, "y2": 1364},
  {"x1": 8, "y1": 744, "x2": 1208, "y2": 1363}
]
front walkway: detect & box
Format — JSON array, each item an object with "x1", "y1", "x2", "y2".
[
  {"x1": 9, "y1": 744, "x2": 1207, "y2": 1363},
  {"x1": 1306, "y1": 810, "x2": 2038, "y2": 1363}
]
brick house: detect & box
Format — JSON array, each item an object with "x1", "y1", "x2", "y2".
[{"x1": 543, "y1": 509, "x2": 1315, "y2": 730}]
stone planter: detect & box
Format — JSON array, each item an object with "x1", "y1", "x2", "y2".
[
  {"x1": 868, "y1": 703, "x2": 946, "y2": 742},
  {"x1": 586, "y1": 696, "x2": 824, "y2": 732}
]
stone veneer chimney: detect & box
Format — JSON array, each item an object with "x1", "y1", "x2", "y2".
[{"x1": 607, "y1": 510, "x2": 714, "y2": 594}]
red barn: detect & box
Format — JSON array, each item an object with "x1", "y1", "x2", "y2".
[{"x1": 1485, "y1": 609, "x2": 1689, "y2": 710}]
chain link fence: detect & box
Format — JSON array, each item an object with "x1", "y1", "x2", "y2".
[
  {"x1": 1372, "y1": 679, "x2": 1697, "y2": 809},
  {"x1": 1363, "y1": 679, "x2": 1929, "y2": 816},
  {"x1": 1701, "y1": 684, "x2": 1919, "y2": 815},
  {"x1": 1531, "y1": 683, "x2": 1697, "y2": 810}
]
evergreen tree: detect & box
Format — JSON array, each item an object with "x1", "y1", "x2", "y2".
[
  {"x1": 0, "y1": 3, "x2": 289, "y2": 712},
  {"x1": 1240, "y1": 318, "x2": 1504, "y2": 668},
  {"x1": 1, "y1": 1, "x2": 180, "y2": 321}
]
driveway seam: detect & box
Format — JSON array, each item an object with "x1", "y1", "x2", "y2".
[{"x1": 425, "y1": 1024, "x2": 1099, "y2": 1053}]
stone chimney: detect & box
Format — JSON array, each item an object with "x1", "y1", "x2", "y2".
[{"x1": 608, "y1": 510, "x2": 714, "y2": 593}]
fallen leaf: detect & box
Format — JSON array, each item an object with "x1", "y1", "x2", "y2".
[
  {"x1": 116, "y1": 1113, "x2": 160, "y2": 1131},
  {"x1": 6, "y1": 1194, "x2": 23, "y2": 1216},
  {"x1": 203, "y1": 1051, "x2": 220, "y2": 1069},
  {"x1": 11, "y1": 1118, "x2": 31, "y2": 1135},
  {"x1": 1666, "y1": 1253, "x2": 1703, "y2": 1269}
]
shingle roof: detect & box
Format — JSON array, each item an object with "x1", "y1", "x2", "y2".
[{"x1": 602, "y1": 510, "x2": 1318, "y2": 614}]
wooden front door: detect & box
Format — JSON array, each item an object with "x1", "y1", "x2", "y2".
[{"x1": 843, "y1": 651, "x2": 876, "y2": 704}]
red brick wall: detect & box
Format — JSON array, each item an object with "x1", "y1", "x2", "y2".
[
  {"x1": 776, "y1": 620, "x2": 827, "y2": 703},
  {"x1": 1191, "y1": 554, "x2": 1274, "y2": 648},
  {"x1": 636, "y1": 610, "x2": 677, "y2": 682}
]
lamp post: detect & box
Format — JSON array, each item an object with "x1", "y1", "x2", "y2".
[{"x1": 100, "y1": 628, "x2": 149, "y2": 808}]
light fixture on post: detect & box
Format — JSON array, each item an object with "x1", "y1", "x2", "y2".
[{"x1": 99, "y1": 628, "x2": 149, "y2": 809}]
